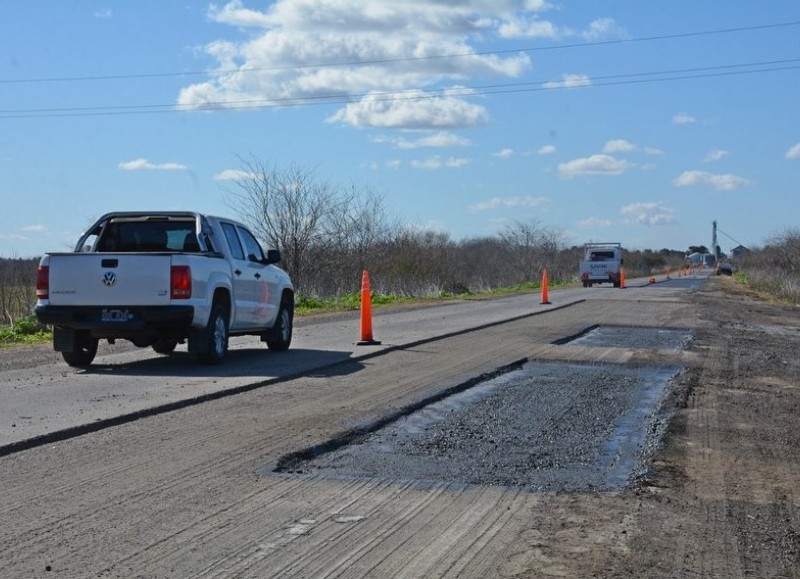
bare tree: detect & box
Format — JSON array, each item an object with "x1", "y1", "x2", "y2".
[
  {"x1": 499, "y1": 220, "x2": 566, "y2": 283},
  {"x1": 225, "y1": 156, "x2": 345, "y2": 291},
  {"x1": 225, "y1": 156, "x2": 396, "y2": 295}
]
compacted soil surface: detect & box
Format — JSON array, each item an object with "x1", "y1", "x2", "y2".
[
  {"x1": 0, "y1": 276, "x2": 798, "y2": 578},
  {"x1": 608, "y1": 277, "x2": 800, "y2": 577}
]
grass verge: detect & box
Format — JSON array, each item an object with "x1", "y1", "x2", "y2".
[{"x1": 0, "y1": 316, "x2": 51, "y2": 347}]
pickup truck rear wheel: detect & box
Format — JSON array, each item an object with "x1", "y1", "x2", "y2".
[
  {"x1": 198, "y1": 303, "x2": 229, "y2": 365},
  {"x1": 265, "y1": 297, "x2": 293, "y2": 351},
  {"x1": 152, "y1": 338, "x2": 178, "y2": 355},
  {"x1": 62, "y1": 333, "x2": 99, "y2": 368}
]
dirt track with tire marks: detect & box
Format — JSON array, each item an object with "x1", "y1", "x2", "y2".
[{"x1": 1, "y1": 278, "x2": 798, "y2": 577}]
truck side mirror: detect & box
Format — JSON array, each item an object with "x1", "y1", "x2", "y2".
[{"x1": 264, "y1": 249, "x2": 282, "y2": 265}]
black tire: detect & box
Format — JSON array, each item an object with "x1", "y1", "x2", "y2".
[
  {"x1": 265, "y1": 296, "x2": 293, "y2": 351},
  {"x1": 198, "y1": 303, "x2": 229, "y2": 365},
  {"x1": 62, "y1": 334, "x2": 99, "y2": 368},
  {"x1": 152, "y1": 338, "x2": 178, "y2": 355}
]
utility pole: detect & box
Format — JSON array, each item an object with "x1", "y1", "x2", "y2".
[{"x1": 712, "y1": 220, "x2": 719, "y2": 265}]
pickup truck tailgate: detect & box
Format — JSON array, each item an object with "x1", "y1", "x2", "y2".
[{"x1": 47, "y1": 254, "x2": 173, "y2": 306}]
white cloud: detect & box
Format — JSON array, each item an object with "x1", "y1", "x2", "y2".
[
  {"x1": 674, "y1": 170, "x2": 751, "y2": 191},
  {"x1": 704, "y1": 149, "x2": 729, "y2": 163},
  {"x1": 537, "y1": 145, "x2": 556, "y2": 155},
  {"x1": 209, "y1": 0, "x2": 272, "y2": 27},
  {"x1": 469, "y1": 195, "x2": 549, "y2": 213},
  {"x1": 602, "y1": 139, "x2": 636, "y2": 154},
  {"x1": 620, "y1": 202, "x2": 676, "y2": 225},
  {"x1": 377, "y1": 131, "x2": 470, "y2": 150},
  {"x1": 499, "y1": 13, "x2": 626, "y2": 42},
  {"x1": 582, "y1": 18, "x2": 626, "y2": 41},
  {"x1": 644, "y1": 146, "x2": 664, "y2": 156},
  {"x1": 213, "y1": 169, "x2": 254, "y2": 181},
  {"x1": 327, "y1": 90, "x2": 488, "y2": 129},
  {"x1": 179, "y1": 1, "x2": 538, "y2": 129},
  {"x1": 493, "y1": 148, "x2": 514, "y2": 158},
  {"x1": 544, "y1": 74, "x2": 592, "y2": 89},
  {"x1": 558, "y1": 154, "x2": 628, "y2": 178},
  {"x1": 410, "y1": 156, "x2": 470, "y2": 170},
  {"x1": 673, "y1": 113, "x2": 696, "y2": 125},
  {"x1": 119, "y1": 158, "x2": 188, "y2": 171},
  {"x1": 499, "y1": 17, "x2": 562, "y2": 40},
  {"x1": 21, "y1": 224, "x2": 47, "y2": 232},
  {"x1": 785, "y1": 143, "x2": 800, "y2": 160},
  {"x1": 579, "y1": 217, "x2": 613, "y2": 228}
]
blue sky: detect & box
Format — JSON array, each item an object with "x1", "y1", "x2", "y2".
[{"x1": 2, "y1": 1, "x2": 799, "y2": 258}]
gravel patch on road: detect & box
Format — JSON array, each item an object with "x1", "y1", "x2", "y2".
[{"x1": 280, "y1": 361, "x2": 681, "y2": 492}]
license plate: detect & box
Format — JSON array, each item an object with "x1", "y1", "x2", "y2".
[{"x1": 101, "y1": 308, "x2": 135, "y2": 322}]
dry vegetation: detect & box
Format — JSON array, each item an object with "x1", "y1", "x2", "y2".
[
  {"x1": 3, "y1": 160, "x2": 795, "y2": 329},
  {"x1": 734, "y1": 229, "x2": 800, "y2": 304}
]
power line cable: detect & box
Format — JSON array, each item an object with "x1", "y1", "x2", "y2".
[
  {"x1": 1, "y1": 57, "x2": 798, "y2": 119},
  {"x1": 1, "y1": 20, "x2": 799, "y2": 85},
  {"x1": 718, "y1": 227, "x2": 747, "y2": 249}
]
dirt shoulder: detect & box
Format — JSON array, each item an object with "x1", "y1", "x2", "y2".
[{"x1": 606, "y1": 276, "x2": 800, "y2": 576}]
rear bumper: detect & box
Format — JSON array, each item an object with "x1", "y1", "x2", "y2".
[
  {"x1": 35, "y1": 304, "x2": 195, "y2": 337},
  {"x1": 581, "y1": 272, "x2": 620, "y2": 285}
]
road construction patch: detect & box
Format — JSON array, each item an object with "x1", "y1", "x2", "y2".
[{"x1": 274, "y1": 343, "x2": 686, "y2": 492}]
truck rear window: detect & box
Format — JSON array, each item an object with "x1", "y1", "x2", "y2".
[
  {"x1": 589, "y1": 251, "x2": 617, "y2": 261},
  {"x1": 96, "y1": 220, "x2": 200, "y2": 252}
]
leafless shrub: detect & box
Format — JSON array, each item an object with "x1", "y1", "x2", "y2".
[
  {"x1": 0, "y1": 257, "x2": 38, "y2": 325},
  {"x1": 737, "y1": 229, "x2": 800, "y2": 303}
]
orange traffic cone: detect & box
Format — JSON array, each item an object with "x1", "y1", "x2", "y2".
[
  {"x1": 357, "y1": 270, "x2": 381, "y2": 346},
  {"x1": 540, "y1": 269, "x2": 551, "y2": 305},
  {"x1": 620, "y1": 267, "x2": 627, "y2": 289}
]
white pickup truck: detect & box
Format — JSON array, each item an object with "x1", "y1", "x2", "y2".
[
  {"x1": 579, "y1": 242, "x2": 623, "y2": 288},
  {"x1": 35, "y1": 211, "x2": 294, "y2": 367}
]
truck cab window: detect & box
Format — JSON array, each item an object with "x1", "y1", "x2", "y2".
[
  {"x1": 221, "y1": 222, "x2": 245, "y2": 260},
  {"x1": 238, "y1": 227, "x2": 265, "y2": 262}
]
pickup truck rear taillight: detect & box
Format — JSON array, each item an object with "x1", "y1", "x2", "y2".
[
  {"x1": 36, "y1": 265, "x2": 49, "y2": 299},
  {"x1": 170, "y1": 266, "x2": 192, "y2": 299}
]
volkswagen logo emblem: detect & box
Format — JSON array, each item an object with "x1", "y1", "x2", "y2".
[{"x1": 102, "y1": 272, "x2": 117, "y2": 287}]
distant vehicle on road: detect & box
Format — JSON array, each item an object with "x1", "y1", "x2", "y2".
[
  {"x1": 715, "y1": 261, "x2": 733, "y2": 276},
  {"x1": 579, "y1": 242, "x2": 624, "y2": 288},
  {"x1": 35, "y1": 211, "x2": 294, "y2": 367}
]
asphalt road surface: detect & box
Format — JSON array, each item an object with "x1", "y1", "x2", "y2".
[{"x1": 2, "y1": 270, "x2": 798, "y2": 578}]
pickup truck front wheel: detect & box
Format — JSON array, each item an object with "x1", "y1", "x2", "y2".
[
  {"x1": 62, "y1": 333, "x2": 99, "y2": 368},
  {"x1": 198, "y1": 303, "x2": 229, "y2": 365}
]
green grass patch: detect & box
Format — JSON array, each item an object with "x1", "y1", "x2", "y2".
[
  {"x1": 295, "y1": 292, "x2": 419, "y2": 315},
  {"x1": 294, "y1": 279, "x2": 575, "y2": 316},
  {"x1": 0, "y1": 315, "x2": 51, "y2": 347}
]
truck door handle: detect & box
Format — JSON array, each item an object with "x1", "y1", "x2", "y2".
[
  {"x1": 234, "y1": 269, "x2": 242, "y2": 276},
  {"x1": 254, "y1": 273, "x2": 261, "y2": 279}
]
